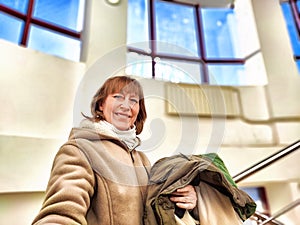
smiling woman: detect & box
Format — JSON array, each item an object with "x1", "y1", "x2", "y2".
[
  {"x1": 100, "y1": 92, "x2": 140, "y2": 131},
  {"x1": 82, "y1": 75, "x2": 147, "y2": 134},
  {"x1": 31, "y1": 75, "x2": 198, "y2": 225},
  {"x1": 31, "y1": 75, "x2": 150, "y2": 225}
]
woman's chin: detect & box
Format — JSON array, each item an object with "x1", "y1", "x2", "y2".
[{"x1": 113, "y1": 123, "x2": 131, "y2": 131}]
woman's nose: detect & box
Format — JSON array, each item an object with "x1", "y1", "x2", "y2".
[{"x1": 120, "y1": 98, "x2": 131, "y2": 109}]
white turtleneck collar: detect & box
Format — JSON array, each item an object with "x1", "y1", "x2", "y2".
[{"x1": 79, "y1": 119, "x2": 140, "y2": 151}]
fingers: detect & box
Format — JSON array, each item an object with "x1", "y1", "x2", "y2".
[
  {"x1": 178, "y1": 185, "x2": 194, "y2": 192},
  {"x1": 169, "y1": 185, "x2": 197, "y2": 210},
  {"x1": 172, "y1": 185, "x2": 195, "y2": 195},
  {"x1": 170, "y1": 196, "x2": 196, "y2": 210},
  {"x1": 174, "y1": 202, "x2": 196, "y2": 210},
  {"x1": 170, "y1": 195, "x2": 196, "y2": 207}
]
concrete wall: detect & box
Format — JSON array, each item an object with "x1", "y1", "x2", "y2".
[{"x1": 0, "y1": 0, "x2": 299, "y2": 224}]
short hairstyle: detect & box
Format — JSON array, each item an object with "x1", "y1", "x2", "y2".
[{"x1": 83, "y1": 75, "x2": 147, "y2": 134}]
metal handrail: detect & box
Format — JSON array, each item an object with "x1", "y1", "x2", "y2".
[
  {"x1": 259, "y1": 199, "x2": 300, "y2": 225},
  {"x1": 233, "y1": 140, "x2": 300, "y2": 183},
  {"x1": 231, "y1": 140, "x2": 300, "y2": 225},
  {"x1": 250, "y1": 211, "x2": 284, "y2": 225}
]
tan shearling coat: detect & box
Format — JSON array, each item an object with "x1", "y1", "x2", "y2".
[{"x1": 32, "y1": 127, "x2": 151, "y2": 225}]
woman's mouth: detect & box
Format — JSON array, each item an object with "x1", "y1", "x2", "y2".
[{"x1": 115, "y1": 112, "x2": 131, "y2": 118}]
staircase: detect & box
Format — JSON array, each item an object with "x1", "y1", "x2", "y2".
[{"x1": 233, "y1": 140, "x2": 300, "y2": 225}]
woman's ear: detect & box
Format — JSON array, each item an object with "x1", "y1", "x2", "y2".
[
  {"x1": 98, "y1": 100, "x2": 104, "y2": 111},
  {"x1": 99, "y1": 97, "x2": 107, "y2": 112},
  {"x1": 99, "y1": 104, "x2": 103, "y2": 111}
]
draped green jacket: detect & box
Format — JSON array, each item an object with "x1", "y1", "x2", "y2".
[{"x1": 144, "y1": 153, "x2": 257, "y2": 225}]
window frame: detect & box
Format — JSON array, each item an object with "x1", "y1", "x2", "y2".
[
  {"x1": 127, "y1": 0, "x2": 247, "y2": 84},
  {"x1": 290, "y1": 0, "x2": 300, "y2": 61},
  {"x1": 241, "y1": 186, "x2": 270, "y2": 215},
  {"x1": 0, "y1": 0, "x2": 81, "y2": 57},
  {"x1": 281, "y1": 0, "x2": 300, "y2": 69}
]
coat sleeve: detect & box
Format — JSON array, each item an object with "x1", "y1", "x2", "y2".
[{"x1": 32, "y1": 144, "x2": 95, "y2": 225}]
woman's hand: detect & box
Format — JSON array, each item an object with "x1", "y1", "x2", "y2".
[{"x1": 169, "y1": 185, "x2": 197, "y2": 210}]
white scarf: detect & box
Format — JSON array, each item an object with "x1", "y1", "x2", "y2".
[{"x1": 79, "y1": 119, "x2": 140, "y2": 151}]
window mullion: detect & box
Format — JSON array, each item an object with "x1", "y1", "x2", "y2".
[
  {"x1": 290, "y1": 0, "x2": 300, "y2": 39},
  {"x1": 21, "y1": 0, "x2": 35, "y2": 46},
  {"x1": 149, "y1": 0, "x2": 157, "y2": 79},
  {"x1": 31, "y1": 18, "x2": 81, "y2": 39},
  {"x1": 195, "y1": 6, "x2": 206, "y2": 60},
  {"x1": 0, "y1": 4, "x2": 26, "y2": 20},
  {"x1": 195, "y1": 6, "x2": 209, "y2": 83}
]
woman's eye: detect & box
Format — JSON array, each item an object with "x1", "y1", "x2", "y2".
[
  {"x1": 130, "y1": 98, "x2": 138, "y2": 103},
  {"x1": 113, "y1": 94, "x2": 124, "y2": 99}
]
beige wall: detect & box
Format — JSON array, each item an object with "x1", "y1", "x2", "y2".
[{"x1": 0, "y1": 0, "x2": 299, "y2": 224}]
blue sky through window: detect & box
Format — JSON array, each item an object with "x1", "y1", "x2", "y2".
[
  {"x1": 202, "y1": 8, "x2": 240, "y2": 58},
  {"x1": 281, "y1": 1, "x2": 300, "y2": 73},
  {"x1": 0, "y1": 0, "x2": 85, "y2": 61},
  {"x1": 127, "y1": 0, "x2": 149, "y2": 46},
  {"x1": 155, "y1": 1, "x2": 198, "y2": 57},
  {"x1": 0, "y1": 0, "x2": 28, "y2": 13},
  {"x1": 126, "y1": 0, "x2": 267, "y2": 85},
  {"x1": 0, "y1": 12, "x2": 23, "y2": 43},
  {"x1": 33, "y1": 0, "x2": 84, "y2": 31},
  {"x1": 281, "y1": 3, "x2": 300, "y2": 55}
]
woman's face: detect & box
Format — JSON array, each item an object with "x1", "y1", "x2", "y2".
[{"x1": 100, "y1": 92, "x2": 140, "y2": 131}]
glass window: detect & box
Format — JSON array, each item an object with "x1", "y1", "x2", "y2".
[
  {"x1": 241, "y1": 187, "x2": 270, "y2": 214},
  {"x1": 126, "y1": 52, "x2": 153, "y2": 78},
  {"x1": 33, "y1": 0, "x2": 84, "y2": 32},
  {"x1": 281, "y1": 0, "x2": 300, "y2": 73},
  {"x1": 155, "y1": 59, "x2": 203, "y2": 84},
  {"x1": 0, "y1": 12, "x2": 24, "y2": 44},
  {"x1": 28, "y1": 25, "x2": 81, "y2": 61},
  {"x1": 202, "y1": 8, "x2": 242, "y2": 58},
  {"x1": 208, "y1": 64, "x2": 245, "y2": 85},
  {"x1": 127, "y1": 0, "x2": 149, "y2": 47},
  {"x1": 155, "y1": 1, "x2": 198, "y2": 57},
  {"x1": 127, "y1": 0, "x2": 267, "y2": 86},
  {"x1": 0, "y1": 0, "x2": 28, "y2": 13},
  {"x1": 0, "y1": 0, "x2": 85, "y2": 61}
]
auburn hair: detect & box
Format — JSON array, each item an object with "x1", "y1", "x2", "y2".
[{"x1": 83, "y1": 75, "x2": 147, "y2": 134}]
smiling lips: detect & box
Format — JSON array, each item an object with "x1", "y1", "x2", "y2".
[{"x1": 115, "y1": 112, "x2": 131, "y2": 119}]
